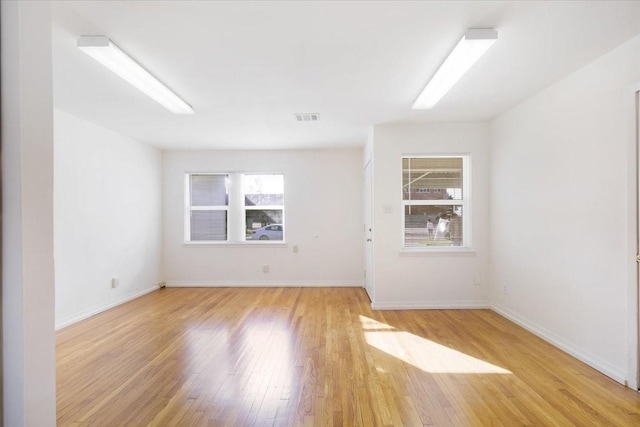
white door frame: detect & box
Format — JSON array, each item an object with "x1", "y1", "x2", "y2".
[
  {"x1": 364, "y1": 159, "x2": 374, "y2": 302},
  {"x1": 627, "y1": 86, "x2": 640, "y2": 390}
]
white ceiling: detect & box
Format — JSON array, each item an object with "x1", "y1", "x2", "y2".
[{"x1": 52, "y1": 1, "x2": 640, "y2": 150}]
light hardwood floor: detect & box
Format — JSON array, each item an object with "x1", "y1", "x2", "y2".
[{"x1": 57, "y1": 287, "x2": 640, "y2": 426}]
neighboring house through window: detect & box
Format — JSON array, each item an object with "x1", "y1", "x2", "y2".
[{"x1": 402, "y1": 156, "x2": 470, "y2": 248}]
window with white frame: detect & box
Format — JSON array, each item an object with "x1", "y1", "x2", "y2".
[
  {"x1": 402, "y1": 156, "x2": 469, "y2": 248},
  {"x1": 244, "y1": 174, "x2": 284, "y2": 241},
  {"x1": 185, "y1": 172, "x2": 285, "y2": 243},
  {"x1": 187, "y1": 174, "x2": 229, "y2": 241}
]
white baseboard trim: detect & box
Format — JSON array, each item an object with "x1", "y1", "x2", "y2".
[
  {"x1": 55, "y1": 286, "x2": 159, "y2": 330},
  {"x1": 371, "y1": 300, "x2": 490, "y2": 310},
  {"x1": 165, "y1": 280, "x2": 362, "y2": 288},
  {"x1": 491, "y1": 303, "x2": 626, "y2": 385}
]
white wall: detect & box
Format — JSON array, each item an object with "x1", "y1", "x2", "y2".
[
  {"x1": 163, "y1": 149, "x2": 364, "y2": 286},
  {"x1": 2, "y1": 2, "x2": 56, "y2": 425},
  {"x1": 54, "y1": 110, "x2": 162, "y2": 329},
  {"x1": 490, "y1": 35, "x2": 640, "y2": 384},
  {"x1": 370, "y1": 123, "x2": 491, "y2": 308}
]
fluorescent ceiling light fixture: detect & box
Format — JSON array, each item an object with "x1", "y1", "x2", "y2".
[
  {"x1": 77, "y1": 35, "x2": 194, "y2": 114},
  {"x1": 412, "y1": 28, "x2": 497, "y2": 110}
]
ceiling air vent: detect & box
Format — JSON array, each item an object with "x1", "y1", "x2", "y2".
[{"x1": 294, "y1": 113, "x2": 319, "y2": 122}]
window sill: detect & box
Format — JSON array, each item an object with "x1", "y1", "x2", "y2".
[
  {"x1": 183, "y1": 241, "x2": 287, "y2": 247},
  {"x1": 399, "y1": 247, "x2": 476, "y2": 257}
]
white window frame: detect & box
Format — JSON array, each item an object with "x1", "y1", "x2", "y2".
[
  {"x1": 184, "y1": 173, "x2": 229, "y2": 243},
  {"x1": 243, "y1": 173, "x2": 285, "y2": 242},
  {"x1": 401, "y1": 154, "x2": 472, "y2": 251},
  {"x1": 184, "y1": 172, "x2": 285, "y2": 244}
]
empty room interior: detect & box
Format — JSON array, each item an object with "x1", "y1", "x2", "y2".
[{"x1": 4, "y1": 0, "x2": 640, "y2": 425}]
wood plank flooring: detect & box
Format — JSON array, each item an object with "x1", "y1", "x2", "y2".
[{"x1": 57, "y1": 287, "x2": 640, "y2": 426}]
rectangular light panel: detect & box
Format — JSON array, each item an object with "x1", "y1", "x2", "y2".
[
  {"x1": 78, "y1": 36, "x2": 194, "y2": 114},
  {"x1": 413, "y1": 29, "x2": 498, "y2": 110}
]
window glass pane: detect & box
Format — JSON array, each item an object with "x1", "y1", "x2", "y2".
[
  {"x1": 403, "y1": 158, "x2": 463, "y2": 201},
  {"x1": 191, "y1": 175, "x2": 228, "y2": 206},
  {"x1": 244, "y1": 174, "x2": 284, "y2": 206},
  {"x1": 246, "y1": 209, "x2": 283, "y2": 241},
  {"x1": 404, "y1": 205, "x2": 463, "y2": 247},
  {"x1": 190, "y1": 210, "x2": 227, "y2": 241}
]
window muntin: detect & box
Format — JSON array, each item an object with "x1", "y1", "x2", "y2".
[
  {"x1": 402, "y1": 156, "x2": 468, "y2": 248},
  {"x1": 244, "y1": 174, "x2": 284, "y2": 241},
  {"x1": 187, "y1": 174, "x2": 229, "y2": 241}
]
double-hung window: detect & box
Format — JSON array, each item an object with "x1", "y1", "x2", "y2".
[
  {"x1": 244, "y1": 174, "x2": 285, "y2": 241},
  {"x1": 187, "y1": 174, "x2": 229, "y2": 241},
  {"x1": 402, "y1": 156, "x2": 469, "y2": 248},
  {"x1": 185, "y1": 172, "x2": 284, "y2": 243}
]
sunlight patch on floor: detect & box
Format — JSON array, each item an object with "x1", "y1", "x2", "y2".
[{"x1": 360, "y1": 315, "x2": 511, "y2": 375}]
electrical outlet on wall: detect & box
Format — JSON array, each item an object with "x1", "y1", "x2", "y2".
[
  {"x1": 262, "y1": 264, "x2": 269, "y2": 273},
  {"x1": 111, "y1": 277, "x2": 119, "y2": 289}
]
